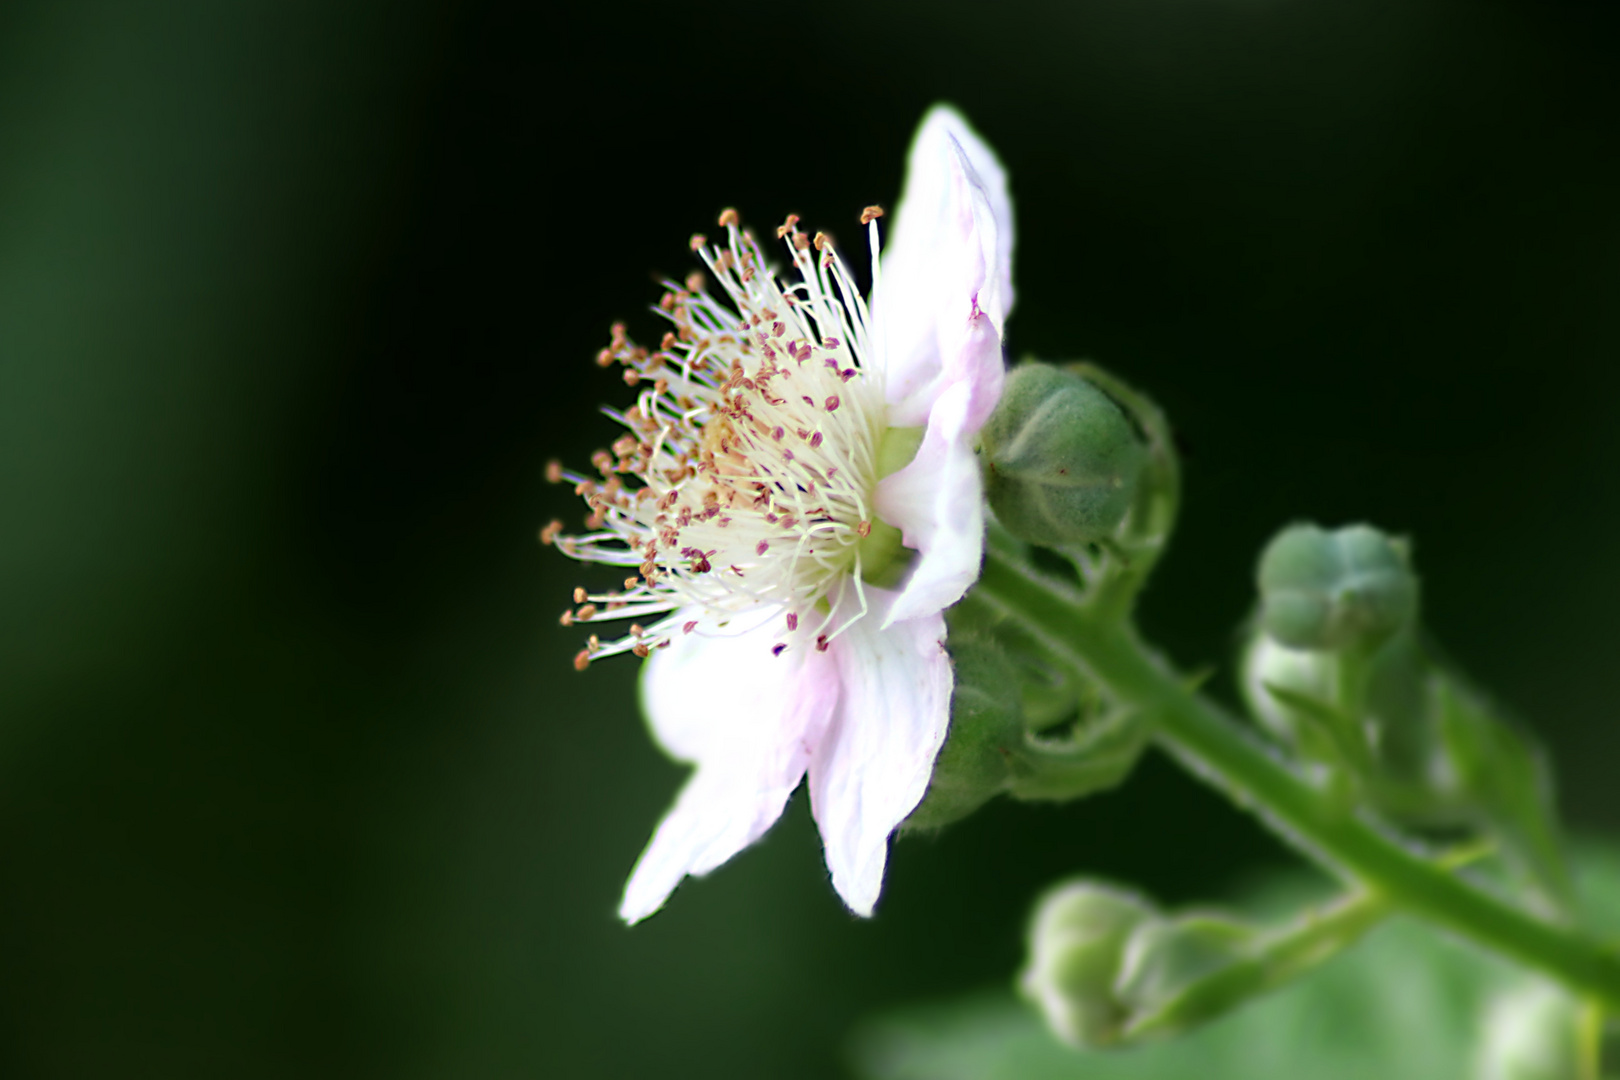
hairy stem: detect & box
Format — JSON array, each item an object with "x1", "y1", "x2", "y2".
[{"x1": 977, "y1": 548, "x2": 1620, "y2": 1009}]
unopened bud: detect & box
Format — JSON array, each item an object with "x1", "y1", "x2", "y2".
[
  {"x1": 981, "y1": 363, "x2": 1147, "y2": 547},
  {"x1": 1019, "y1": 882, "x2": 1155, "y2": 1047},
  {"x1": 1258, "y1": 523, "x2": 1418, "y2": 652},
  {"x1": 905, "y1": 638, "x2": 1024, "y2": 831},
  {"x1": 1115, "y1": 914, "x2": 1258, "y2": 1037}
]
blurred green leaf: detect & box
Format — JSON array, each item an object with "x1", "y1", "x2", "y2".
[{"x1": 851, "y1": 847, "x2": 1620, "y2": 1080}]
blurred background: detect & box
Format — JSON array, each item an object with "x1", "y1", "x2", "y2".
[{"x1": 3, "y1": 0, "x2": 1619, "y2": 1075}]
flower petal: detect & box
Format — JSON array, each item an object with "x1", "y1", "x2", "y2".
[
  {"x1": 808, "y1": 591, "x2": 952, "y2": 916},
  {"x1": 879, "y1": 104, "x2": 1014, "y2": 425},
  {"x1": 873, "y1": 376, "x2": 987, "y2": 626},
  {"x1": 618, "y1": 610, "x2": 839, "y2": 923}
]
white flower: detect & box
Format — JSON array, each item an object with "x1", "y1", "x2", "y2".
[{"x1": 546, "y1": 106, "x2": 1015, "y2": 921}]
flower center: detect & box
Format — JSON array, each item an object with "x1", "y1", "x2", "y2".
[{"x1": 545, "y1": 208, "x2": 897, "y2": 669}]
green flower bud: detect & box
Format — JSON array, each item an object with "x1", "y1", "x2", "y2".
[
  {"x1": 1114, "y1": 914, "x2": 1258, "y2": 1038},
  {"x1": 1478, "y1": 981, "x2": 1582, "y2": 1080},
  {"x1": 981, "y1": 363, "x2": 1148, "y2": 548},
  {"x1": 1019, "y1": 882, "x2": 1156, "y2": 1047},
  {"x1": 904, "y1": 637, "x2": 1024, "y2": 832},
  {"x1": 1257, "y1": 523, "x2": 1418, "y2": 652}
]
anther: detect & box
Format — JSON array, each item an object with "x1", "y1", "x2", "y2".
[
  {"x1": 573, "y1": 587, "x2": 587, "y2": 603},
  {"x1": 786, "y1": 612, "x2": 798, "y2": 631},
  {"x1": 756, "y1": 540, "x2": 769, "y2": 555},
  {"x1": 689, "y1": 233, "x2": 707, "y2": 251},
  {"x1": 857, "y1": 520, "x2": 873, "y2": 538},
  {"x1": 539, "y1": 520, "x2": 563, "y2": 545},
  {"x1": 595, "y1": 348, "x2": 614, "y2": 367},
  {"x1": 776, "y1": 213, "x2": 800, "y2": 239},
  {"x1": 545, "y1": 460, "x2": 564, "y2": 483},
  {"x1": 559, "y1": 611, "x2": 574, "y2": 627},
  {"x1": 623, "y1": 576, "x2": 639, "y2": 590},
  {"x1": 815, "y1": 634, "x2": 830, "y2": 652},
  {"x1": 577, "y1": 604, "x2": 598, "y2": 621},
  {"x1": 573, "y1": 650, "x2": 591, "y2": 672},
  {"x1": 683, "y1": 621, "x2": 698, "y2": 634},
  {"x1": 623, "y1": 369, "x2": 640, "y2": 386},
  {"x1": 632, "y1": 643, "x2": 651, "y2": 658},
  {"x1": 810, "y1": 432, "x2": 823, "y2": 449},
  {"x1": 824, "y1": 395, "x2": 840, "y2": 412},
  {"x1": 772, "y1": 644, "x2": 787, "y2": 657},
  {"x1": 860, "y1": 205, "x2": 885, "y2": 224},
  {"x1": 718, "y1": 208, "x2": 740, "y2": 228},
  {"x1": 685, "y1": 270, "x2": 705, "y2": 292},
  {"x1": 813, "y1": 231, "x2": 830, "y2": 251}
]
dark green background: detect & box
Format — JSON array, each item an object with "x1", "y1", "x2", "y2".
[{"x1": 3, "y1": 1, "x2": 1618, "y2": 1076}]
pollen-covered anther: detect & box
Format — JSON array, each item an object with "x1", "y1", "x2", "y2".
[
  {"x1": 718, "y1": 207, "x2": 740, "y2": 228},
  {"x1": 776, "y1": 213, "x2": 800, "y2": 239},
  {"x1": 548, "y1": 203, "x2": 891, "y2": 673},
  {"x1": 689, "y1": 233, "x2": 707, "y2": 251},
  {"x1": 539, "y1": 520, "x2": 563, "y2": 545},
  {"x1": 860, "y1": 205, "x2": 884, "y2": 224},
  {"x1": 573, "y1": 649, "x2": 591, "y2": 671},
  {"x1": 573, "y1": 587, "x2": 587, "y2": 604}
]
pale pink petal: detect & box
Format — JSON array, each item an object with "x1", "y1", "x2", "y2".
[
  {"x1": 619, "y1": 610, "x2": 839, "y2": 923},
  {"x1": 879, "y1": 105, "x2": 1014, "y2": 425},
  {"x1": 808, "y1": 591, "x2": 953, "y2": 916},
  {"x1": 873, "y1": 378, "x2": 988, "y2": 626}
]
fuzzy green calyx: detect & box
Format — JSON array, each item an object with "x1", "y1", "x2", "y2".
[
  {"x1": 1258, "y1": 523, "x2": 1418, "y2": 652},
  {"x1": 981, "y1": 363, "x2": 1148, "y2": 548}
]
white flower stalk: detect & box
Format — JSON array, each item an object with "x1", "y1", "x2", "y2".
[{"x1": 546, "y1": 106, "x2": 1015, "y2": 922}]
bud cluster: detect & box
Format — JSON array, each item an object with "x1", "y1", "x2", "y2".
[{"x1": 1243, "y1": 523, "x2": 1569, "y2": 911}]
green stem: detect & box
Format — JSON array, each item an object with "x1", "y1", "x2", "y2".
[
  {"x1": 977, "y1": 549, "x2": 1620, "y2": 1009},
  {"x1": 1128, "y1": 841, "x2": 1491, "y2": 1040}
]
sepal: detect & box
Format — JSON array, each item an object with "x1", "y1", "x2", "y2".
[{"x1": 980, "y1": 363, "x2": 1147, "y2": 548}]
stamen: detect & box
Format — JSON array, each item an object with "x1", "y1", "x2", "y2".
[{"x1": 549, "y1": 208, "x2": 891, "y2": 669}]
